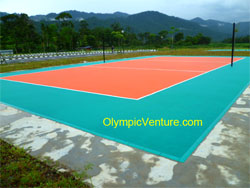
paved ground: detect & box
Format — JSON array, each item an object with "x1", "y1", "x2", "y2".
[{"x1": 0, "y1": 86, "x2": 249, "y2": 187}]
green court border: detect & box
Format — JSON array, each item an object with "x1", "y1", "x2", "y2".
[
  {"x1": 208, "y1": 49, "x2": 250, "y2": 51},
  {"x1": 1, "y1": 56, "x2": 249, "y2": 162},
  {"x1": 180, "y1": 81, "x2": 249, "y2": 161}
]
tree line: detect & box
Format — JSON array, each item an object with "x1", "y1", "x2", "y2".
[
  {"x1": 222, "y1": 35, "x2": 250, "y2": 43},
  {"x1": 0, "y1": 12, "x2": 212, "y2": 54}
]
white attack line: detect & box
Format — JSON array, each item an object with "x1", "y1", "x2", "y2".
[{"x1": 88, "y1": 66, "x2": 205, "y2": 73}]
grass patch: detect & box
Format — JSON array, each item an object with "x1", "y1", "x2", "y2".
[
  {"x1": 0, "y1": 139, "x2": 91, "y2": 187},
  {"x1": 0, "y1": 49, "x2": 249, "y2": 73}
]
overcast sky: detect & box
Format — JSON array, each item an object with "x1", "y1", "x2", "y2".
[{"x1": 0, "y1": 0, "x2": 249, "y2": 22}]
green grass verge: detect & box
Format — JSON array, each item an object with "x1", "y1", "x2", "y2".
[
  {"x1": 0, "y1": 139, "x2": 91, "y2": 187},
  {"x1": 0, "y1": 49, "x2": 249, "y2": 73}
]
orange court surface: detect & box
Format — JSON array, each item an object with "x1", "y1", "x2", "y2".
[{"x1": 1, "y1": 56, "x2": 243, "y2": 100}]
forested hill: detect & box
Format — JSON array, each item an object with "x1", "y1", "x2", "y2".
[
  {"x1": 30, "y1": 10, "x2": 129, "y2": 21},
  {"x1": 190, "y1": 17, "x2": 250, "y2": 39},
  {"x1": 84, "y1": 11, "x2": 230, "y2": 41},
  {"x1": 1, "y1": 10, "x2": 249, "y2": 41},
  {"x1": 1, "y1": 10, "x2": 249, "y2": 54}
]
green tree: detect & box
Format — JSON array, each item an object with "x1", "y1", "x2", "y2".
[
  {"x1": 55, "y1": 12, "x2": 73, "y2": 27},
  {"x1": 58, "y1": 27, "x2": 77, "y2": 50},
  {"x1": 126, "y1": 33, "x2": 140, "y2": 47},
  {"x1": 169, "y1": 26, "x2": 179, "y2": 48},
  {"x1": 86, "y1": 35, "x2": 97, "y2": 47},
  {"x1": 138, "y1": 33, "x2": 145, "y2": 44},
  {"x1": 174, "y1": 32, "x2": 184, "y2": 43},
  {"x1": 91, "y1": 27, "x2": 112, "y2": 48},
  {"x1": 184, "y1": 36, "x2": 194, "y2": 45},
  {"x1": 78, "y1": 20, "x2": 90, "y2": 47},
  {"x1": 184, "y1": 33, "x2": 211, "y2": 45},
  {"x1": 158, "y1": 30, "x2": 168, "y2": 45},
  {"x1": 111, "y1": 22, "x2": 122, "y2": 32},
  {"x1": 47, "y1": 24, "x2": 58, "y2": 51},
  {"x1": 55, "y1": 12, "x2": 77, "y2": 51},
  {"x1": 193, "y1": 33, "x2": 211, "y2": 45},
  {"x1": 111, "y1": 31, "x2": 125, "y2": 50},
  {"x1": 41, "y1": 23, "x2": 49, "y2": 52},
  {"x1": 1, "y1": 14, "x2": 40, "y2": 53},
  {"x1": 148, "y1": 33, "x2": 157, "y2": 47},
  {"x1": 143, "y1": 32, "x2": 151, "y2": 45}
]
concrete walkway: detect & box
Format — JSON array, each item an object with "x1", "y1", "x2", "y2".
[{"x1": 0, "y1": 86, "x2": 249, "y2": 187}]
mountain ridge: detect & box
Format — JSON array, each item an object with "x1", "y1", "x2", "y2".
[
  {"x1": 1, "y1": 10, "x2": 249, "y2": 41},
  {"x1": 190, "y1": 17, "x2": 249, "y2": 37}
]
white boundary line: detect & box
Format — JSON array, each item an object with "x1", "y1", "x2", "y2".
[
  {"x1": 1, "y1": 56, "x2": 156, "y2": 78},
  {"x1": 141, "y1": 59, "x2": 237, "y2": 64},
  {"x1": 0, "y1": 58, "x2": 244, "y2": 101},
  {"x1": 0, "y1": 79, "x2": 136, "y2": 100}
]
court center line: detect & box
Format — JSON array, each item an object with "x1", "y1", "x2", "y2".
[{"x1": 89, "y1": 66, "x2": 205, "y2": 73}]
